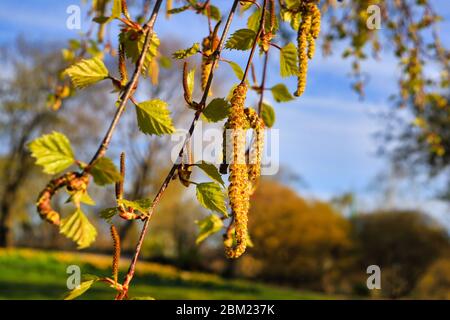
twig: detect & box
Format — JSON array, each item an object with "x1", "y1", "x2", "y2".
[
  {"x1": 116, "y1": 0, "x2": 242, "y2": 299},
  {"x1": 257, "y1": 51, "x2": 269, "y2": 116},
  {"x1": 241, "y1": 0, "x2": 268, "y2": 83},
  {"x1": 84, "y1": 0, "x2": 164, "y2": 171}
]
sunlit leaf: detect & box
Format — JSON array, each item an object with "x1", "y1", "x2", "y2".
[
  {"x1": 172, "y1": 43, "x2": 200, "y2": 59},
  {"x1": 196, "y1": 182, "x2": 227, "y2": 215},
  {"x1": 280, "y1": 43, "x2": 298, "y2": 78},
  {"x1": 64, "y1": 57, "x2": 109, "y2": 88},
  {"x1": 195, "y1": 161, "x2": 225, "y2": 186},
  {"x1": 225, "y1": 29, "x2": 256, "y2": 51},
  {"x1": 60, "y1": 208, "x2": 97, "y2": 249},
  {"x1": 29, "y1": 131, "x2": 75, "y2": 174},
  {"x1": 261, "y1": 102, "x2": 275, "y2": 128},
  {"x1": 90, "y1": 157, "x2": 121, "y2": 186},
  {"x1": 63, "y1": 279, "x2": 97, "y2": 300},
  {"x1": 135, "y1": 99, "x2": 176, "y2": 135},
  {"x1": 202, "y1": 98, "x2": 230, "y2": 122},
  {"x1": 195, "y1": 214, "x2": 223, "y2": 244},
  {"x1": 271, "y1": 83, "x2": 294, "y2": 102}
]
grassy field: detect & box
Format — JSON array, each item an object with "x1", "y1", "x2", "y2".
[{"x1": 0, "y1": 248, "x2": 335, "y2": 300}]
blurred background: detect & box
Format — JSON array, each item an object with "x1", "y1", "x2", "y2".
[{"x1": 0, "y1": 0, "x2": 449, "y2": 299}]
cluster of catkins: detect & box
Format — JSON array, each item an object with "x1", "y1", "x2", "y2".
[
  {"x1": 222, "y1": 84, "x2": 265, "y2": 259},
  {"x1": 295, "y1": 0, "x2": 321, "y2": 97}
]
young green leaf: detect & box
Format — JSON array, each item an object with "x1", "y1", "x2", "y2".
[
  {"x1": 196, "y1": 182, "x2": 227, "y2": 216},
  {"x1": 271, "y1": 83, "x2": 294, "y2": 102},
  {"x1": 64, "y1": 57, "x2": 109, "y2": 89},
  {"x1": 99, "y1": 207, "x2": 118, "y2": 221},
  {"x1": 111, "y1": 0, "x2": 122, "y2": 19},
  {"x1": 172, "y1": 43, "x2": 200, "y2": 59},
  {"x1": 119, "y1": 30, "x2": 160, "y2": 73},
  {"x1": 225, "y1": 29, "x2": 256, "y2": 51},
  {"x1": 118, "y1": 198, "x2": 152, "y2": 215},
  {"x1": 202, "y1": 98, "x2": 230, "y2": 122},
  {"x1": 63, "y1": 278, "x2": 98, "y2": 300},
  {"x1": 261, "y1": 102, "x2": 275, "y2": 128},
  {"x1": 135, "y1": 99, "x2": 176, "y2": 135},
  {"x1": 224, "y1": 60, "x2": 244, "y2": 80},
  {"x1": 60, "y1": 208, "x2": 97, "y2": 249},
  {"x1": 90, "y1": 157, "x2": 121, "y2": 186},
  {"x1": 195, "y1": 214, "x2": 223, "y2": 244},
  {"x1": 66, "y1": 190, "x2": 96, "y2": 207},
  {"x1": 29, "y1": 131, "x2": 75, "y2": 174},
  {"x1": 195, "y1": 161, "x2": 225, "y2": 186},
  {"x1": 280, "y1": 42, "x2": 298, "y2": 78},
  {"x1": 206, "y1": 5, "x2": 221, "y2": 21},
  {"x1": 247, "y1": 8, "x2": 279, "y2": 33}
]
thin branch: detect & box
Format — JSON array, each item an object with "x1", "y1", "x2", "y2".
[
  {"x1": 258, "y1": 51, "x2": 269, "y2": 116},
  {"x1": 116, "y1": 0, "x2": 242, "y2": 299},
  {"x1": 241, "y1": 0, "x2": 268, "y2": 83},
  {"x1": 84, "y1": 0, "x2": 164, "y2": 171}
]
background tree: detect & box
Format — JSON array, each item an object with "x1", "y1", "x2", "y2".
[{"x1": 350, "y1": 210, "x2": 449, "y2": 298}]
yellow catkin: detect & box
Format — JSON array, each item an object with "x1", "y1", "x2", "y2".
[
  {"x1": 307, "y1": 33, "x2": 315, "y2": 59},
  {"x1": 110, "y1": 224, "x2": 120, "y2": 283},
  {"x1": 295, "y1": 2, "x2": 321, "y2": 97},
  {"x1": 201, "y1": 34, "x2": 219, "y2": 92},
  {"x1": 310, "y1": 3, "x2": 321, "y2": 39},
  {"x1": 225, "y1": 84, "x2": 250, "y2": 259},
  {"x1": 295, "y1": 8, "x2": 312, "y2": 97},
  {"x1": 245, "y1": 108, "x2": 265, "y2": 193}
]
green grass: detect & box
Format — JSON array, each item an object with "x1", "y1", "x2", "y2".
[{"x1": 0, "y1": 249, "x2": 335, "y2": 300}]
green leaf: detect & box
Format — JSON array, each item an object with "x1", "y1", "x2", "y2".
[
  {"x1": 90, "y1": 157, "x2": 121, "y2": 186},
  {"x1": 60, "y1": 208, "x2": 97, "y2": 249},
  {"x1": 130, "y1": 296, "x2": 156, "y2": 300},
  {"x1": 119, "y1": 30, "x2": 160, "y2": 73},
  {"x1": 195, "y1": 214, "x2": 223, "y2": 244},
  {"x1": 196, "y1": 182, "x2": 227, "y2": 216},
  {"x1": 271, "y1": 83, "x2": 294, "y2": 102},
  {"x1": 202, "y1": 98, "x2": 230, "y2": 123},
  {"x1": 224, "y1": 60, "x2": 244, "y2": 80},
  {"x1": 111, "y1": 0, "x2": 122, "y2": 19},
  {"x1": 63, "y1": 57, "x2": 109, "y2": 89},
  {"x1": 225, "y1": 29, "x2": 256, "y2": 51},
  {"x1": 29, "y1": 131, "x2": 75, "y2": 174},
  {"x1": 172, "y1": 43, "x2": 200, "y2": 59},
  {"x1": 280, "y1": 43, "x2": 298, "y2": 78},
  {"x1": 247, "y1": 8, "x2": 279, "y2": 33},
  {"x1": 159, "y1": 56, "x2": 172, "y2": 69},
  {"x1": 99, "y1": 207, "x2": 118, "y2": 220},
  {"x1": 63, "y1": 279, "x2": 97, "y2": 300},
  {"x1": 135, "y1": 99, "x2": 175, "y2": 136},
  {"x1": 195, "y1": 161, "x2": 225, "y2": 186},
  {"x1": 261, "y1": 102, "x2": 275, "y2": 128},
  {"x1": 66, "y1": 190, "x2": 96, "y2": 207},
  {"x1": 118, "y1": 198, "x2": 152, "y2": 215},
  {"x1": 206, "y1": 5, "x2": 221, "y2": 21}
]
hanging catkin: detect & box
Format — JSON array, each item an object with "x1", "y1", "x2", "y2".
[
  {"x1": 295, "y1": 1, "x2": 321, "y2": 97},
  {"x1": 110, "y1": 224, "x2": 120, "y2": 283},
  {"x1": 245, "y1": 108, "x2": 265, "y2": 193},
  {"x1": 224, "y1": 84, "x2": 250, "y2": 259}
]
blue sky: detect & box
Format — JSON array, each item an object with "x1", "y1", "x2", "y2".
[{"x1": 1, "y1": 0, "x2": 449, "y2": 227}]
